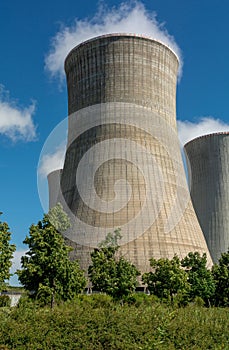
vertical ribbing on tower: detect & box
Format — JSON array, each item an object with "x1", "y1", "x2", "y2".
[
  {"x1": 185, "y1": 133, "x2": 229, "y2": 263},
  {"x1": 48, "y1": 34, "x2": 212, "y2": 274}
]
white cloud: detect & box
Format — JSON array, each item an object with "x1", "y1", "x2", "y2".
[
  {"x1": 0, "y1": 85, "x2": 37, "y2": 142},
  {"x1": 178, "y1": 117, "x2": 229, "y2": 146},
  {"x1": 45, "y1": 1, "x2": 182, "y2": 82},
  {"x1": 11, "y1": 249, "x2": 26, "y2": 273},
  {"x1": 39, "y1": 143, "x2": 66, "y2": 178},
  {"x1": 9, "y1": 249, "x2": 27, "y2": 286}
]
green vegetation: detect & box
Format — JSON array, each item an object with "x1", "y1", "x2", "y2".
[
  {"x1": 16, "y1": 208, "x2": 86, "y2": 307},
  {"x1": 0, "y1": 213, "x2": 16, "y2": 291},
  {"x1": 0, "y1": 296, "x2": 229, "y2": 349},
  {"x1": 88, "y1": 229, "x2": 140, "y2": 299},
  {"x1": 142, "y1": 255, "x2": 189, "y2": 304},
  {"x1": 0, "y1": 294, "x2": 10, "y2": 307},
  {"x1": 1, "y1": 208, "x2": 229, "y2": 348},
  {"x1": 1, "y1": 206, "x2": 229, "y2": 309},
  {"x1": 181, "y1": 252, "x2": 215, "y2": 305},
  {"x1": 46, "y1": 202, "x2": 71, "y2": 233},
  {"x1": 212, "y1": 249, "x2": 229, "y2": 307}
]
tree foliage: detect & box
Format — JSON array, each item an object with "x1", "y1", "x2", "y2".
[
  {"x1": 1, "y1": 298, "x2": 229, "y2": 349},
  {"x1": 212, "y1": 249, "x2": 229, "y2": 307},
  {"x1": 142, "y1": 255, "x2": 189, "y2": 303},
  {"x1": 88, "y1": 229, "x2": 140, "y2": 299},
  {"x1": 181, "y1": 252, "x2": 215, "y2": 305},
  {"x1": 0, "y1": 213, "x2": 16, "y2": 291},
  {"x1": 46, "y1": 203, "x2": 71, "y2": 233},
  {"x1": 17, "y1": 207, "x2": 86, "y2": 306},
  {"x1": 98, "y1": 228, "x2": 122, "y2": 248}
]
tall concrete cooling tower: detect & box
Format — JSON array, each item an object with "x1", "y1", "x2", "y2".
[
  {"x1": 49, "y1": 34, "x2": 212, "y2": 273},
  {"x1": 185, "y1": 132, "x2": 229, "y2": 263}
]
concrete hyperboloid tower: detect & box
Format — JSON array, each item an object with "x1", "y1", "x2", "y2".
[
  {"x1": 48, "y1": 34, "x2": 212, "y2": 273},
  {"x1": 185, "y1": 133, "x2": 229, "y2": 263}
]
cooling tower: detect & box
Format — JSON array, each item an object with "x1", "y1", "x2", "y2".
[
  {"x1": 47, "y1": 169, "x2": 62, "y2": 209},
  {"x1": 185, "y1": 132, "x2": 229, "y2": 263},
  {"x1": 49, "y1": 34, "x2": 212, "y2": 274}
]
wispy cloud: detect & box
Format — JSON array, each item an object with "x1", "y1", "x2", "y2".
[
  {"x1": 9, "y1": 249, "x2": 27, "y2": 286},
  {"x1": 39, "y1": 143, "x2": 66, "y2": 178},
  {"x1": 178, "y1": 117, "x2": 229, "y2": 146},
  {"x1": 45, "y1": 1, "x2": 182, "y2": 82},
  {"x1": 0, "y1": 85, "x2": 37, "y2": 142}
]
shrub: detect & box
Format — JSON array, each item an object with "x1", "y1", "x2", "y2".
[
  {"x1": 77, "y1": 293, "x2": 114, "y2": 308},
  {"x1": 0, "y1": 300, "x2": 229, "y2": 349},
  {"x1": 0, "y1": 295, "x2": 10, "y2": 307},
  {"x1": 0, "y1": 345, "x2": 10, "y2": 350}
]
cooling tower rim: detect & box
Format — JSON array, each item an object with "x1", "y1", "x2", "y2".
[
  {"x1": 64, "y1": 33, "x2": 179, "y2": 69},
  {"x1": 184, "y1": 131, "x2": 229, "y2": 148},
  {"x1": 47, "y1": 168, "x2": 63, "y2": 180}
]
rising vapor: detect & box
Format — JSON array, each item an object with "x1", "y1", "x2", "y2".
[
  {"x1": 178, "y1": 117, "x2": 229, "y2": 146},
  {"x1": 45, "y1": 1, "x2": 182, "y2": 82},
  {"x1": 39, "y1": 143, "x2": 66, "y2": 178}
]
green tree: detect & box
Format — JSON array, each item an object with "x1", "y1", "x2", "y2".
[
  {"x1": 47, "y1": 203, "x2": 71, "y2": 233},
  {"x1": 181, "y1": 252, "x2": 215, "y2": 305},
  {"x1": 212, "y1": 249, "x2": 229, "y2": 307},
  {"x1": 88, "y1": 229, "x2": 140, "y2": 299},
  {"x1": 17, "y1": 207, "x2": 86, "y2": 307},
  {"x1": 98, "y1": 228, "x2": 122, "y2": 248},
  {"x1": 0, "y1": 213, "x2": 16, "y2": 291},
  {"x1": 142, "y1": 255, "x2": 189, "y2": 303}
]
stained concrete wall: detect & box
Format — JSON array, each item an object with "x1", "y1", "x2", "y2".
[
  {"x1": 185, "y1": 133, "x2": 229, "y2": 263},
  {"x1": 48, "y1": 34, "x2": 212, "y2": 275},
  {"x1": 64, "y1": 34, "x2": 178, "y2": 129},
  {"x1": 47, "y1": 169, "x2": 62, "y2": 209}
]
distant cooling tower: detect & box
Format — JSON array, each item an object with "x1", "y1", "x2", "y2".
[
  {"x1": 47, "y1": 169, "x2": 62, "y2": 209},
  {"x1": 48, "y1": 34, "x2": 212, "y2": 274},
  {"x1": 185, "y1": 133, "x2": 229, "y2": 263}
]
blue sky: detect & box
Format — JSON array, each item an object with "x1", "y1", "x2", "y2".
[{"x1": 0, "y1": 0, "x2": 229, "y2": 284}]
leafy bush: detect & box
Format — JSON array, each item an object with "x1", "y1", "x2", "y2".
[
  {"x1": 142, "y1": 255, "x2": 189, "y2": 304},
  {"x1": 0, "y1": 345, "x2": 9, "y2": 350},
  {"x1": 77, "y1": 293, "x2": 114, "y2": 308},
  {"x1": 17, "y1": 208, "x2": 86, "y2": 307},
  {"x1": 0, "y1": 296, "x2": 228, "y2": 349},
  {"x1": 88, "y1": 230, "x2": 140, "y2": 300},
  {"x1": 123, "y1": 292, "x2": 161, "y2": 307},
  {"x1": 192, "y1": 296, "x2": 205, "y2": 307},
  {"x1": 0, "y1": 213, "x2": 16, "y2": 293},
  {"x1": 212, "y1": 249, "x2": 229, "y2": 307},
  {"x1": 143, "y1": 252, "x2": 216, "y2": 306},
  {"x1": 0, "y1": 295, "x2": 10, "y2": 307}
]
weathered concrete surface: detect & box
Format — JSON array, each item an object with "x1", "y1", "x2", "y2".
[
  {"x1": 48, "y1": 34, "x2": 212, "y2": 276},
  {"x1": 185, "y1": 133, "x2": 229, "y2": 263},
  {"x1": 47, "y1": 169, "x2": 62, "y2": 209}
]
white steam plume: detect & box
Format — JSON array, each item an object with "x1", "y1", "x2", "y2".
[
  {"x1": 45, "y1": 1, "x2": 182, "y2": 82},
  {"x1": 39, "y1": 143, "x2": 66, "y2": 178},
  {"x1": 178, "y1": 117, "x2": 229, "y2": 146},
  {"x1": 0, "y1": 85, "x2": 36, "y2": 142}
]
